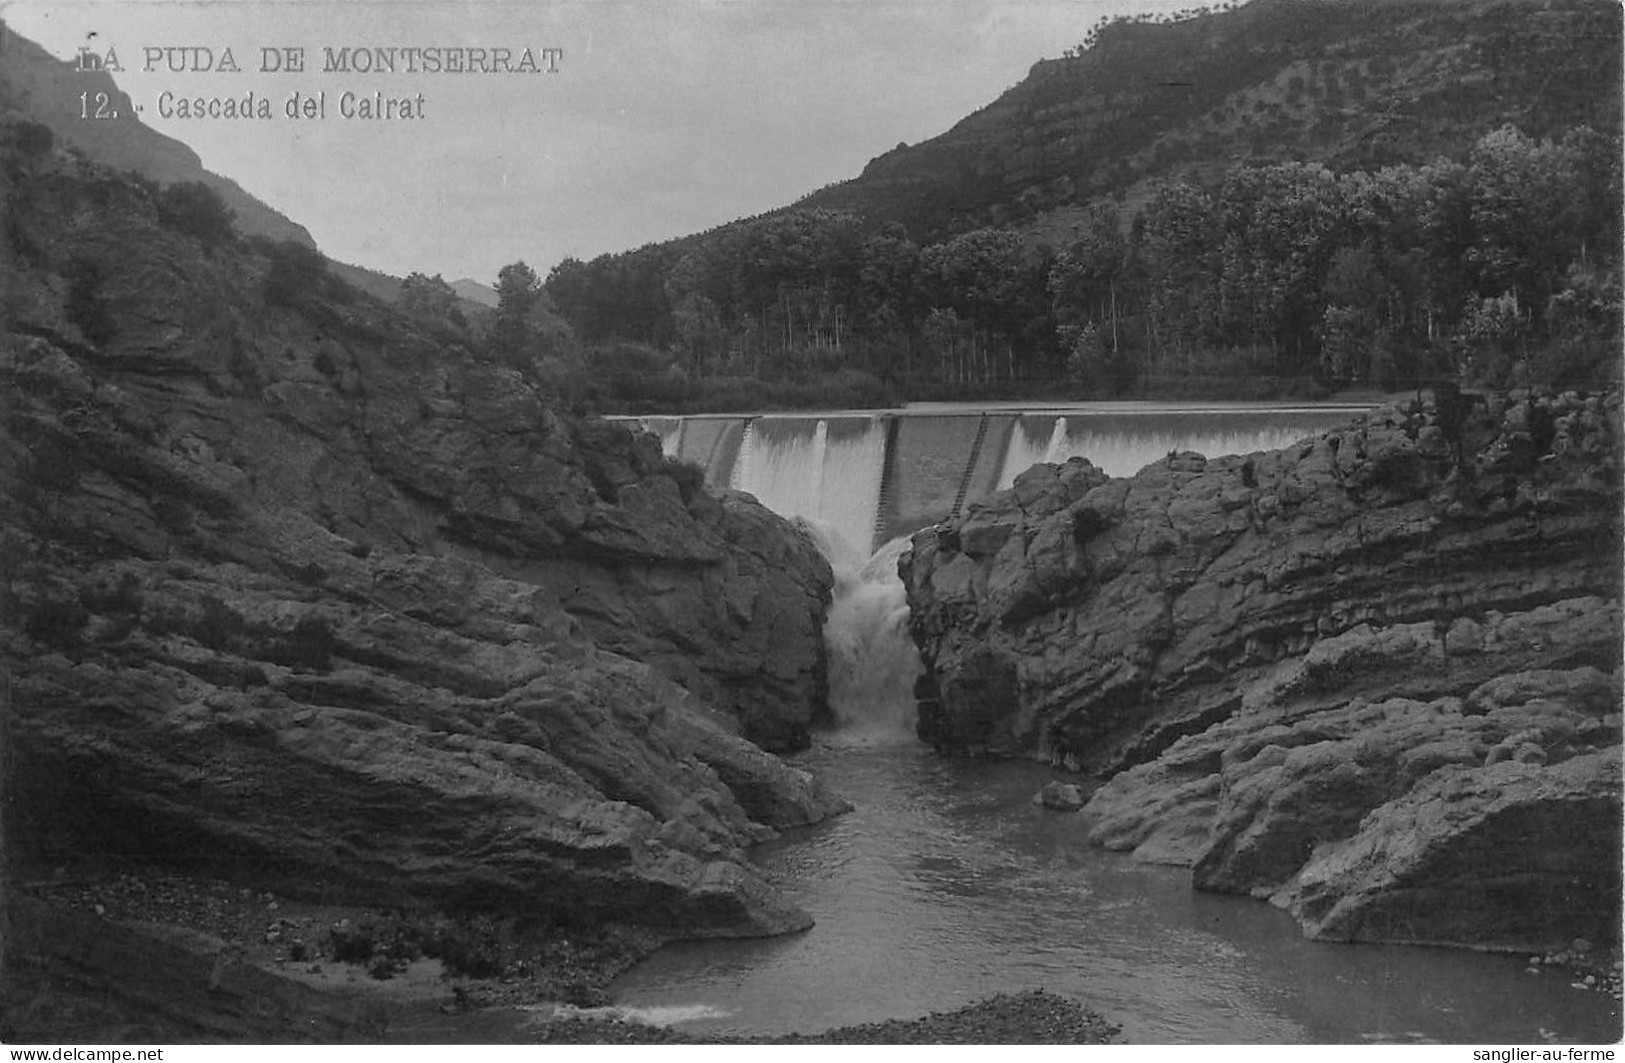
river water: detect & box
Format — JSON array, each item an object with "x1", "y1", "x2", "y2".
[
  {"x1": 612, "y1": 402, "x2": 1621, "y2": 1044},
  {"x1": 612, "y1": 736, "x2": 1621, "y2": 1044}
]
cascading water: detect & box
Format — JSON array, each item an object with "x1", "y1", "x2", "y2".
[
  {"x1": 993, "y1": 408, "x2": 1362, "y2": 488},
  {"x1": 718, "y1": 417, "x2": 920, "y2": 739},
  {"x1": 610, "y1": 403, "x2": 1621, "y2": 1043},
  {"x1": 814, "y1": 531, "x2": 922, "y2": 741},
  {"x1": 729, "y1": 417, "x2": 886, "y2": 566},
  {"x1": 1043, "y1": 415, "x2": 1070, "y2": 462},
  {"x1": 631, "y1": 404, "x2": 1371, "y2": 738}
]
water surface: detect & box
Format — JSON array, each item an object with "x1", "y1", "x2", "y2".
[{"x1": 613, "y1": 738, "x2": 1622, "y2": 1045}]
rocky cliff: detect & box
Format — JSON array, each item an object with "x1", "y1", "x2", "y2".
[
  {"x1": 901, "y1": 391, "x2": 1622, "y2": 951},
  {"x1": 0, "y1": 123, "x2": 845, "y2": 937}
]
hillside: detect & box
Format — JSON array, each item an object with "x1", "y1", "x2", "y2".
[
  {"x1": 452, "y1": 278, "x2": 500, "y2": 308},
  {"x1": 533, "y1": 0, "x2": 1621, "y2": 412},
  {"x1": 0, "y1": 25, "x2": 316, "y2": 248},
  {"x1": 0, "y1": 24, "x2": 498, "y2": 322},
  {"x1": 0, "y1": 72, "x2": 859, "y2": 1037},
  {"x1": 798, "y1": 0, "x2": 1623, "y2": 243}
]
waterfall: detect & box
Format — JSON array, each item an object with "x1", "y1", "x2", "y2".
[
  {"x1": 811, "y1": 529, "x2": 922, "y2": 741},
  {"x1": 729, "y1": 417, "x2": 885, "y2": 562},
  {"x1": 1042, "y1": 415, "x2": 1070, "y2": 463},
  {"x1": 624, "y1": 404, "x2": 1370, "y2": 739},
  {"x1": 997, "y1": 415, "x2": 1068, "y2": 490}
]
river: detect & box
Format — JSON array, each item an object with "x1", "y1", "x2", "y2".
[
  {"x1": 612, "y1": 736, "x2": 1621, "y2": 1044},
  {"x1": 610, "y1": 402, "x2": 1621, "y2": 1044}
]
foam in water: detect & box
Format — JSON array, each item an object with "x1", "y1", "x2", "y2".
[
  {"x1": 805, "y1": 526, "x2": 922, "y2": 742},
  {"x1": 629, "y1": 407, "x2": 1364, "y2": 742},
  {"x1": 527, "y1": 1002, "x2": 733, "y2": 1027},
  {"x1": 1043, "y1": 415, "x2": 1070, "y2": 462}
]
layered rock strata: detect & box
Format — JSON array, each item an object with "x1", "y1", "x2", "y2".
[
  {"x1": 901, "y1": 392, "x2": 1622, "y2": 950},
  {"x1": 1, "y1": 146, "x2": 843, "y2": 935}
]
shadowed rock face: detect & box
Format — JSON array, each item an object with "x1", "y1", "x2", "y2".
[
  {"x1": 1, "y1": 149, "x2": 843, "y2": 935},
  {"x1": 901, "y1": 393, "x2": 1622, "y2": 950}
]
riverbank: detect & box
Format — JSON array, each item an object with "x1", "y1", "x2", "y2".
[
  {"x1": 526, "y1": 990, "x2": 1122, "y2": 1044},
  {"x1": 902, "y1": 389, "x2": 1622, "y2": 955},
  {"x1": 3, "y1": 864, "x2": 665, "y2": 1042},
  {"x1": 2, "y1": 864, "x2": 1119, "y2": 1044}
]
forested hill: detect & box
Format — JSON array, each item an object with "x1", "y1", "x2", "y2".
[
  {"x1": 798, "y1": 0, "x2": 1622, "y2": 243},
  {"x1": 535, "y1": 0, "x2": 1621, "y2": 412}
]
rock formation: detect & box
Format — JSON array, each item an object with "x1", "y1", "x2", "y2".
[
  {"x1": 1, "y1": 126, "x2": 844, "y2": 937},
  {"x1": 902, "y1": 392, "x2": 1622, "y2": 950}
]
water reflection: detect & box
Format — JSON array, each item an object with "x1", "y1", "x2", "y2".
[{"x1": 613, "y1": 745, "x2": 1622, "y2": 1044}]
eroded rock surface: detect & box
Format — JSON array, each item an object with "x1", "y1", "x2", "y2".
[
  {"x1": 902, "y1": 393, "x2": 1622, "y2": 950},
  {"x1": 1, "y1": 148, "x2": 843, "y2": 936}
]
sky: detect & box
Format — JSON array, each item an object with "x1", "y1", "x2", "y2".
[{"x1": 3, "y1": 0, "x2": 1195, "y2": 286}]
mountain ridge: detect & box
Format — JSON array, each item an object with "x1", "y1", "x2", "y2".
[
  {"x1": 793, "y1": 0, "x2": 1622, "y2": 244},
  {"x1": 0, "y1": 24, "x2": 317, "y2": 248},
  {"x1": 0, "y1": 23, "x2": 500, "y2": 318}
]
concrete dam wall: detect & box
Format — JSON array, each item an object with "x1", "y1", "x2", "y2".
[{"x1": 630, "y1": 406, "x2": 1370, "y2": 560}]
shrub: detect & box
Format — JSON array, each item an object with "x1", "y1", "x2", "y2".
[
  {"x1": 279, "y1": 614, "x2": 336, "y2": 672},
  {"x1": 64, "y1": 256, "x2": 117, "y2": 346},
  {"x1": 24, "y1": 596, "x2": 87, "y2": 649},
  {"x1": 663, "y1": 457, "x2": 708, "y2": 503},
  {"x1": 195, "y1": 595, "x2": 249, "y2": 653},
  {"x1": 261, "y1": 240, "x2": 331, "y2": 308},
  {"x1": 11, "y1": 120, "x2": 54, "y2": 158},
  {"x1": 155, "y1": 181, "x2": 236, "y2": 247}
]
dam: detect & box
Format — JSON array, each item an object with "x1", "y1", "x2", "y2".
[
  {"x1": 627, "y1": 403, "x2": 1372, "y2": 563},
  {"x1": 607, "y1": 400, "x2": 1624, "y2": 1045}
]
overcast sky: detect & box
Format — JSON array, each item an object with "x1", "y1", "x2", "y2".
[{"x1": 6, "y1": 0, "x2": 1192, "y2": 285}]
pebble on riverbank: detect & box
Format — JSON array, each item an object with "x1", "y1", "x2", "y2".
[
  {"x1": 9, "y1": 869, "x2": 1122, "y2": 1045},
  {"x1": 526, "y1": 990, "x2": 1123, "y2": 1045}
]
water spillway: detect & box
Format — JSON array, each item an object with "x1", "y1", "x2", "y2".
[
  {"x1": 607, "y1": 402, "x2": 1622, "y2": 1043},
  {"x1": 632, "y1": 403, "x2": 1371, "y2": 731},
  {"x1": 631, "y1": 404, "x2": 1371, "y2": 553}
]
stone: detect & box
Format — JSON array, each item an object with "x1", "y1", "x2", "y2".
[
  {"x1": 904, "y1": 391, "x2": 1622, "y2": 952},
  {"x1": 1033, "y1": 782, "x2": 1085, "y2": 811},
  {"x1": 0, "y1": 153, "x2": 848, "y2": 939},
  {"x1": 1277, "y1": 750, "x2": 1622, "y2": 952}
]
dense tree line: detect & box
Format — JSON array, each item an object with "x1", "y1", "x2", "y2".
[{"x1": 528, "y1": 124, "x2": 1619, "y2": 409}]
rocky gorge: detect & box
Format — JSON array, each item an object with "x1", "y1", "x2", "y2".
[
  {"x1": 902, "y1": 388, "x2": 1623, "y2": 953},
  {"x1": 0, "y1": 121, "x2": 854, "y2": 1037}
]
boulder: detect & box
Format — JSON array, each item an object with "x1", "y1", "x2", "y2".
[
  {"x1": 1277, "y1": 749, "x2": 1623, "y2": 951},
  {"x1": 0, "y1": 153, "x2": 845, "y2": 938},
  {"x1": 903, "y1": 392, "x2": 1623, "y2": 950},
  {"x1": 1033, "y1": 782, "x2": 1086, "y2": 811}
]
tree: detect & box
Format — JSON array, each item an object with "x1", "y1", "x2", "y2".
[
  {"x1": 1050, "y1": 204, "x2": 1127, "y2": 355},
  {"x1": 1464, "y1": 126, "x2": 1579, "y2": 320},
  {"x1": 400, "y1": 271, "x2": 458, "y2": 321},
  {"x1": 1138, "y1": 180, "x2": 1219, "y2": 368},
  {"x1": 491, "y1": 260, "x2": 542, "y2": 360},
  {"x1": 922, "y1": 229, "x2": 1046, "y2": 382}
]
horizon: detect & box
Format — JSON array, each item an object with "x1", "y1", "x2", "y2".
[{"x1": 4, "y1": 0, "x2": 1198, "y2": 287}]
